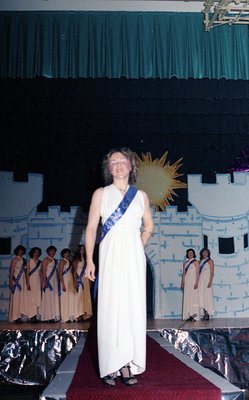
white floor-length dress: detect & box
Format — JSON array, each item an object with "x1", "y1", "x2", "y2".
[
  {"x1": 27, "y1": 259, "x2": 42, "y2": 319},
  {"x1": 60, "y1": 259, "x2": 75, "y2": 322},
  {"x1": 40, "y1": 258, "x2": 60, "y2": 321},
  {"x1": 182, "y1": 259, "x2": 200, "y2": 321},
  {"x1": 8, "y1": 256, "x2": 28, "y2": 322},
  {"x1": 98, "y1": 184, "x2": 146, "y2": 378},
  {"x1": 199, "y1": 260, "x2": 214, "y2": 317}
]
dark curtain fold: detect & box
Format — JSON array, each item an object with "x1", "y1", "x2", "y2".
[
  {"x1": 1, "y1": 11, "x2": 249, "y2": 79},
  {"x1": 1, "y1": 78, "x2": 249, "y2": 209}
]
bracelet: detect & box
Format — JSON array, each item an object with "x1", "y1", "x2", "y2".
[{"x1": 142, "y1": 229, "x2": 153, "y2": 235}]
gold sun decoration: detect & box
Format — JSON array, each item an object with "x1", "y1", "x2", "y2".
[{"x1": 134, "y1": 151, "x2": 187, "y2": 211}]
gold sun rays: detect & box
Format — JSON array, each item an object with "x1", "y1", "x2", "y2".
[{"x1": 135, "y1": 151, "x2": 187, "y2": 211}]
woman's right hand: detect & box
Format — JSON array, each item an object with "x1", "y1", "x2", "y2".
[{"x1": 85, "y1": 261, "x2": 96, "y2": 282}]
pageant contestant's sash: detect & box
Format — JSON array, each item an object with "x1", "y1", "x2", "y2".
[
  {"x1": 29, "y1": 260, "x2": 41, "y2": 277},
  {"x1": 200, "y1": 258, "x2": 210, "y2": 273},
  {"x1": 43, "y1": 259, "x2": 58, "y2": 292},
  {"x1": 58, "y1": 261, "x2": 72, "y2": 296},
  {"x1": 185, "y1": 259, "x2": 196, "y2": 274},
  {"x1": 77, "y1": 265, "x2": 86, "y2": 292},
  {"x1": 12, "y1": 259, "x2": 26, "y2": 294},
  {"x1": 100, "y1": 185, "x2": 138, "y2": 242},
  {"x1": 94, "y1": 185, "x2": 138, "y2": 299}
]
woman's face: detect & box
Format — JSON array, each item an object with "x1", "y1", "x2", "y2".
[
  {"x1": 187, "y1": 250, "x2": 194, "y2": 259},
  {"x1": 202, "y1": 250, "x2": 209, "y2": 258},
  {"x1": 63, "y1": 251, "x2": 70, "y2": 260},
  {"x1": 79, "y1": 246, "x2": 85, "y2": 255},
  {"x1": 48, "y1": 249, "x2": 56, "y2": 258},
  {"x1": 33, "y1": 249, "x2": 40, "y2": 259},
  {"x1": 17, "y1": 249, "x2": 24, "y2": 257},
  {"x1": 109, "y1": 152, "x2": 131, "y2": 181}
]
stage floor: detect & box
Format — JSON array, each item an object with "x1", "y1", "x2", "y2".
[
  {"x1": 0, "y1": 318, "x2": 247, "y2": 400},
  {"x1": 1, "y1": 317, "x2": 249, "y2": 332}
]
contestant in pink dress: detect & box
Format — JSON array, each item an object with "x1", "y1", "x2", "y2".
[
  {"x1": 59, "y1": 248, "x2": 75, "y2": 322},
  {"x1": 73, "y1": 245, "x2": 92, "y2": 321},
  {"x1": 40, "y1": 246, "x2": 60, "y2": 322},
  {"x1": 26, "y1": 247, "x2": 42, "y2": 321},
  {"x1": 199, "y1": 248, "x2": 215, "y2": 320},
  {"x1": 8, "y1": 245, "x2": 28, "y2": 322},
  {"x1": 181, "y1": 248, "x2": 200, "y2": 321}
]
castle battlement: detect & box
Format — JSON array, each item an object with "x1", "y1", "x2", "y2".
[
  {"x1": 188, "y1": 173, "x2": 249, "y2": 217},
  {"x1": 0, "y1": 171, "x2": 43, "y2": 218},
  {"x1": 153, "y1": 206, "x2": 201, "y2": 224}
]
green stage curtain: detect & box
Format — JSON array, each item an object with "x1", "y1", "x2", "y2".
[{"x1": 0, "y1": 11, "x2": 249, "y2": 79}]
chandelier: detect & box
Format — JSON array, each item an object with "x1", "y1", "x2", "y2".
[{"x1": 202, "y1": 0, "x2": 249, "y2": 30}]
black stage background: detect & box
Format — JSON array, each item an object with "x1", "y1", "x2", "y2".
[{"x1": 1, "y1": 78, "x2": 249, "y2": 211}]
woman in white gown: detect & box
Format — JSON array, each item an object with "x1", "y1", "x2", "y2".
[
  {"x1": 26, "y1": 247, "x2": 42, "y2": 321},
  {"x1": 9, "y1": 245, "x2": 28, "y2": 322},
  {"x1": 85, "y1": 147, "x2": 154, "y2": 387},
  {"x1": 59, "y1": 248, "x2": 75, "y2": 322},
  {"x1": 73, "y1": 245, "x2": 92, "y2": 321},
  {"x1": 181, "y1": 248, "x2": 200, "y2": 321},
  {"x1": 40, "y1": 246, "x2": 60, "y2": 322},
  {"x1": 199, "y1": 248, "x2": 214, "y2": 320}
]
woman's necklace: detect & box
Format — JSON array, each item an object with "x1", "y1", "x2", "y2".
[{"x1": 115, "y1": 184, "x2": 128, "y2": 194}]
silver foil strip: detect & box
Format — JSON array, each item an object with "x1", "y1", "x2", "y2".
[
  {"x1": 161, "y1": 328, "x2": 249, "y2": 391},
  {"x1": 0, "y1": 329, "x2": 81, "y2": 385}
]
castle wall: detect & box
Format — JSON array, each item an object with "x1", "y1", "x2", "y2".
[{"x1": 1, "y1": 170, "x2": 249, "y2": 320}]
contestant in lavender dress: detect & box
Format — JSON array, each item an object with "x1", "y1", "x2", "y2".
[{"x1": 85, "y1": 148, "x2": 154, "y2": 387}]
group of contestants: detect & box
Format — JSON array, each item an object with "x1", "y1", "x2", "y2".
[
  {"x1": 181, "y1": 247, "x2": 215, "y2": 321},
  {"x1": 8, "y1": 244, "x2": 92, "y2": 323}
]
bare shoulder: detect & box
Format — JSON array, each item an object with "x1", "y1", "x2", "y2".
[
  {"x1": 139, "y1": 189, "x2": 150, "y2": 204},
  {"x1": 91, "y1": 187, "x2": 104, "y2": 202},
  {"x1": 11, "y1": 257, "x2": 18, "y2": 266}
]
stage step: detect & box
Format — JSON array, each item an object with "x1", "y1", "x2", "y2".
[{"x1": 40, "y1": 332, "x2": 87, "y2": 400}]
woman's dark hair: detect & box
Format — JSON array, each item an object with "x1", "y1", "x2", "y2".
[
  {"x1": 102, "y1": 147, "x2": 138, "y2": 185},
  {"x1": 186, "y1": 248, "x2": 196, "y2": 259},
  {"x1": 61, "y1": 248, "x2": 71, "y2": 258},
  {"x1": 29, "y1": 247, "x2": 42, "y2": 258},
  {"x1": 200, "y1": 248, "x2": 211, "y2": 260},
  {"x1": 73, "y1": 244, "x2": 86, "y2": 261},
  {"x1": 14, "y1": 245, "x2": 26, "y2": 255},
  {"x1": 46, "y1": 245, "x2": 57, "y2": 254}
]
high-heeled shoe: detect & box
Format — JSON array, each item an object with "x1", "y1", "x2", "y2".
[
  {"x1": 119, "y1": 365, "x2": 137, "y2": 386},
  {"x1": 102, "y1": 373, "x2": 117, "y2": 387}
]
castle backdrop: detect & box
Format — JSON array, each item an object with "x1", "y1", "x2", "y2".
[{"x1": 1, "y1": 170, "x2": 249, "y2": 320}]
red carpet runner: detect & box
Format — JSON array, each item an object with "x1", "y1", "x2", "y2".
[{"x1": 67, "y1": 325, "x2": 221, "y2": 400}]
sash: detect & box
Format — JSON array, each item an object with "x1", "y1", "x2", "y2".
[
  {"x1": 43, "y1": 259, "x2": 58, "y2": 292},
  {"x1": 94, "y1": 185, "x2": 138, "y2": 300},
  {"x1": 58, "y1": 261, "x2": 72, "y2": 296},
  {"x1": 200, "y1": 258, "x2": 210, "y2": 273},
  {"x1": 185, "y1": 259, "x2": 196, "y2": 274},
  {"x1": 11, "y1": 259, "x2": 26, "y2": 294},
  {"x1": 100, "y1": 185, "x2": 138, "y2": 242},
  {"x1": 76, "y1": 264, "x2": 86, "y2": 292},
  {"x1": 29, "y1": 260, "x2": 41, "y2": 277}
]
